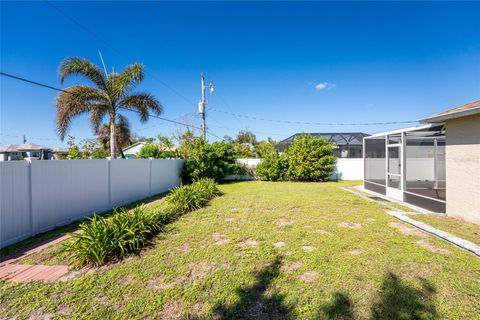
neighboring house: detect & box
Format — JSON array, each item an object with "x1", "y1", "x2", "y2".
[
  {"x1": 277, "y1": 132, "x2": 370, "y2": 158},
  {"x1": 51, "y1": 147, "x2": 69, "y2": 160},
  {"x1": 122, "y1": 141, "x2": 147, "y2": 159},
  {"x1": 0, "y1": 143, "x2": 53, "y2": 161},
  {"x1": 0, "y1": 145, "x2": 23, "y2": 161},
  {"x1": 363, "y1": 99, "x2": 480, "y2": 224}
]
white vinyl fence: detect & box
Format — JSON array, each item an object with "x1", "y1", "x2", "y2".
[
  {"x1": 225, "y1": 158, "x2": 364, "y2": 181},
  {"x1": 0, "y1": 159, "x2": 184, "y2": 248}
]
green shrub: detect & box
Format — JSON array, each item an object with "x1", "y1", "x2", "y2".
[
  {"x1": 193, "y1": 178, "x2": 222, "y2": 199},
  {"x1": 166, "y1": 179, "x2": 220, "y2": 213},
  {"x1": 91, "y1": 148, "x2": 107, "y2": 159},
  {"x1": 65, "y1": 205, "x2": 162, "y2": 267},
  {"x1": 255, "y1": 150, "x2": 287, "y2": 181},
  {"x1": 167, "y1": 184, "x2": 207, "y2": 213},
  {"x1": 285, "y1": 134, "x2": 336, "y2": 181},
  {"x1": 137, "y1": 143, "x2": 161, "y2": 159},
  {"x1": 181, "y1": 139, "x2": 236, "y2": 184}
]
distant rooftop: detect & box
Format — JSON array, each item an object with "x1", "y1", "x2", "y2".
[
  {"x1": 277, "y1": 132, "x2": 370, "y2": 151},
  {"x1": 421, "y1": 99, "x2": 480, "y2": 123}
]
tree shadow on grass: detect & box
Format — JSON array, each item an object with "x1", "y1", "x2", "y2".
[
  {"x1": 371, "y1": 272, "x2": 437, "y2": 320},
  {"x1": 213, "y1": 256, "x2": 293, "y2": 320},
  {"x1": 318, "y1": 291, "x2": 355, "y2": 319},
  {"x1": 316, "y1": 272, "x2": 437, "y2": 320}
]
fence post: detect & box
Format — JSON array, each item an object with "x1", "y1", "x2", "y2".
[
  {"x1": 108, "y1": 159, "x2": 112, "y2": 207},
  {"x1": 28, "y1": 160, "x2": 38, "y2": 236},
  {"x1": 149, "y1": 158, "x2": 153, "y2": 196}
]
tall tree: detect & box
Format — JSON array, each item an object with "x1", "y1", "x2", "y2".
[{"x1": 55, "y1": 57, "x2": 162, "y2": 158}]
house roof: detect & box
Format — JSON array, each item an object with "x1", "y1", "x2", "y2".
[
  {"x1": 0, "y1": 144, "x2": 20, "y2": 152},
  {"x1": 420, "y1": 99, "x2": 480, "y2": 123},
  {"x1": 17, "y1": 143, "x2": 51, "y2": 151},
  {"x1": 277, "y1": 132, "x2": 370, "y2": 151},
  {"x1": 122, "y1": 141, "x2": 147, "y2": 152}
]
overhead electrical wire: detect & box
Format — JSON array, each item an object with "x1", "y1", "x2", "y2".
[
  {"x1": 41, "y1": 0, "x2": 419, "y2": 133},
  {"x1": 208, "y1": 108, "x2": 418, "y2": 126}
]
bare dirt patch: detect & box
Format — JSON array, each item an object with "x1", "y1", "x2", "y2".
[
  {"x1": 299, "y1": 271, "x2": 318, "y2": 283},
  {"x1": 304, "y1": 225, "x2": 313, "y2": 229},
  {"x1": 147, "y1": 276, "x2": 177, "y2": 291},
  {"x1": 302, "y1": 246, "x2": 316, "y2": 252},
  {"x1": 175, "y1": 244, "x2": 190, "y2": 253},
  {"x1": 238, "y1": 238, "x2": 259, "y2": 249},
  {"x1": 349, "y1": 249, "x2": 362, "y2": 255},
  {"x1": 388, "y1": 222, "x2": 426, "y2": 238},
  {"x1": 282, "y1": 260, "x2": 303, "y2": 272},
  {"x1": 338, "y1": 222, "x2": 362, "y2": 229},
  {"x1": 187, "y1": 262, "x2": 217, "y2": 281},
  {"x1": 276, "y1": 218, "x2": 295, "y2": 227},
  {"x1": 273, "y1": 241, "x2": 286, "y2": 248},
  {"x1": 416, "y1": 240, "x2": 451, "y2": 255},
  {"x1": 366, "y1": 218, "x2": 376, "y2": 222},
  {"x1": 117, "y1": 274, "x2": 134, "y2": 285},
  {"x1": 157, "y1": 302, "x2": 183, "y2": 320},
  {"x1": 56, "y1": 304, "x2": 73, "y2": 316},
  {"x1": 210, "y1": 233, "x2": 230, "y2": 245},
  {"x1": 224, "y1": 217, "x2": 235, "y2": 222},
  {"x1": 189, "y1": 302, "x2": 206, "y2": 317},
  {"x1": 27, "y1": 308, "x2": 55, "y2": 320}
]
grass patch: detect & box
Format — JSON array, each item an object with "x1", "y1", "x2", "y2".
[
  {"x1": 408, "y1": 214, "x2": 480, "y2": 245},
  {"x1": 1, "y1": 181, "x2": 479, "y2": 319}
]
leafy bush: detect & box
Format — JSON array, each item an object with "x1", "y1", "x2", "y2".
[
  {"x1": 137, "y1": 143, "x2": 161, "y2": 159},
  {"x1": 65, "y1": 205, "x2": 162, "y2": 267},
  {"x1": 255, "y1": 150, "x2": 287, "y2": 181},
  {"x1": 166, "y1": 179, "x2": 221, "y2": 213},
  {"x1": 92, "y1": 148, "x2": 107, "y2": 159},
  {"x1": 67, "y1": 146, "x2": 83, "y2": 160},
  {"x1": 193, "y1": 178, "x2": 222, "y2": 199},
  {"x1": 181, "y1": 139, "x2": 236, "y2": 184},
  {"x1": 285, "y1": 134, "x2": 336, "y2": 181}
]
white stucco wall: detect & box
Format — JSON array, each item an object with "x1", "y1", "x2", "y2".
[{"x1": 445, "y1": 113, "x2": 480, "y2": 224}]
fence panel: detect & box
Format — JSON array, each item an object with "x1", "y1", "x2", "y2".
[
  {"x1": 0, "y1": 159, "x2": 184, "y2": 248},
  {"x1": 31, "y1": 160, "x2": 110, "y2": 233},
  {"x1": 150, "y1": 159, "x2": 183, "y2": 195},
  {"x1": 110, "y1": 159, "x2": 151, "y2": 207},
  {"x1": 0, "y1": 162, "x2": 31, "y2": 247}
]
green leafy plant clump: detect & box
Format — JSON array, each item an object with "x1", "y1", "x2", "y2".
[
  {"x1": 65, "y1": 180, "x2": 221, "y2": 267},
  {"x1": 255, "y1": 146, "x2": 287, "y2": 181},
  {"x1": 167, "y1": 178, "x2": 221, "y2": 214},
  {"x1": 255, "y1": 134, "x2": 336, "y2": 182},
  {"x1": 181, "y1": 139, "x2": 236, "y2": 184},
  {"x1": 65, "y1": 206, "x2": 162, "y2": 267},
  {"x1": 285, "y1": 134, "x2": 336, "y2": 181}
]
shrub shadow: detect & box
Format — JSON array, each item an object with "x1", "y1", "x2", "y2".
[{"x1": 213, "y1": 256, "x2": 293, "y2": 320}]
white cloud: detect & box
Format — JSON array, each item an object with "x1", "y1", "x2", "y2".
[{"x1": 315, "y1": 82, "x2": 335, "y2": 91}]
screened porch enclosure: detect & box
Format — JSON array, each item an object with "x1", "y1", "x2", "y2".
[{"x1": 364, "y1": 125, "x2": 446, "y2": 212}]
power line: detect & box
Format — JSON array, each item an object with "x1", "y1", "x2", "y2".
[
  {"x1": 0, "y1": 71, "x2": 203, "y2": 131},
  {"x1": 208, "y1": 107, "x2": 418, "y2": 126}
]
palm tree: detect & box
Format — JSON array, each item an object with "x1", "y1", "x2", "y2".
[
  {"x1": 97, "y1": 114, "x2": 134, "y2": 158},
  {"x1": 56, "y1": 57, "x2": 162, "y2": 158}
]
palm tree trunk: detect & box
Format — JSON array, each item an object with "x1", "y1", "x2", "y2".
[{"x1": 110, "y1": 113, "x2": 117, "y2": 159}]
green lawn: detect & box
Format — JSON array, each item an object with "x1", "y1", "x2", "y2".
[
  {"x1": 1, "y1": 181, "x2": 479, "y2": 319},
  {"x1": 408, "y1": 213, "x2": 480, "y2": 246}
]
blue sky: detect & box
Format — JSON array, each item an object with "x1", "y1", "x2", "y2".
[{"x1": 1, "y1": 1, "x2": 479, "y2": 147}]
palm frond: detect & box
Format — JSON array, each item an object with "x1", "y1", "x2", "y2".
[
  {"x1": 55, "y1": 85, "x2": 107, "y2": 140},
  {"x1": 114, "y1": 63, "x2": 145, "y2": 97},
  {"x1": 119, "y1": 93, "x2": 162, "y2": 122},
  {"x1": 59, "y1": 57, "x2": 107, "y2": 90},
  {"x1": 90, "y1": 107, "x2": 109, "y2": 134}
]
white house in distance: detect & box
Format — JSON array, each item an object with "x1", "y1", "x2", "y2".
[
  {"x1": 0, "y1": 143, "x2": 54, "y2": 161},
  {"x1": 363, "y1": 99, "x2": 480, "y2": 224},
  {"x1": 122, "y1": 141, "x2": 147, "y2": 159}
]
